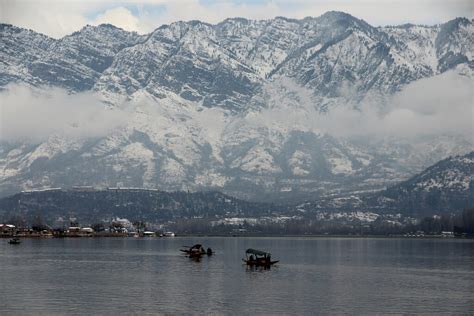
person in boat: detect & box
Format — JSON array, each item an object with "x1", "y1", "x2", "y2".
[
  {"x1": 9, "y1": 237, "x2": 21, "y2": 244},
  {"x1": 207, "y1": 247, "x2": 213, "y2": 256},
  {"x1": 245, "y1": 248, "x2": 278, "y2": 266}
]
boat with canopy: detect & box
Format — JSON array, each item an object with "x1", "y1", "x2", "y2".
[{"x1": 243, "y1": 248, "x2": 279, "y2": 267}]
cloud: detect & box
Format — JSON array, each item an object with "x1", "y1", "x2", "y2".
[
  {"x1": 379, "y1": 70, "x2": 473, "y2": 137},
  {"x1": 92, "y1": 7, "x2": 142, "y2": 32},
  {"x1": 246, "y1": 67, "x2": 473, "y2": 140},
  {"x1": 0, "y1": 68, "x2": 471, "y2": 149},
  {"x1": 1, "y1": 0, "x2": 472, "y2": 38},
  {"x1": 320, "y1": 68, "x2": 474, "y2": 139},
  {"x1": 0, "y1": 85, "x2": 129, "y2": 143},
  {"x1": 0, "y1": 0, "x2": 92, "y2": 38}
]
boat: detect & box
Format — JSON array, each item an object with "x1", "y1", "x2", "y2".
[
  {"x1": 242, "y1": 248, "x2": 278, "y2": 267},
  {"x1": 180, "y1": 244, "x2": 205, "y2": 257},
  {"x1": 8, "y1": 237, "x2": 21, "y2": 245},
  {"x1": 180, "y1": 244, "x2": 214, "y2": 258},
  {"x1": 163, "y1": 231, "x2": 175, "y2": 237}
]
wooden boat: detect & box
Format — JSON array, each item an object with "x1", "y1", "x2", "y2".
[
  {"x1": 243, "y1": 248, "x2": 278, "y2": 267},
  {"x1": 180, "y1": 244, "x2": 214, "y2": 257},
  {"x1": 180, "y1": 244, "x2": 205, "y2": 255},
  {"x1": 9, "y1": 237, "x2": 21, "y2": 245},
  {"x1": 188, "y1": 250, "x2": 204, "y2": 259}
]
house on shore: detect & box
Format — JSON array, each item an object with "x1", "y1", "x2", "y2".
[{"x1": 0, "y1": 224, "x2": 16, "y2": 237}]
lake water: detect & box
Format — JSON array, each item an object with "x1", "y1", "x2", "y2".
[{"x1": 0, "y1": 237, "x2": 473, "y2": 315}]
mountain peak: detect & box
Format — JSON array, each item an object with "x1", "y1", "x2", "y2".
[
  {"x1": 0, "y1": 23, "x2": 53, "y2": 39},
  {"x1": 73, "y1": 23, "x2": 135, "y2": 36},
  {"x1": 97, "y1": 23, "x2": 123, "y2": 30},
  {"x1": 317, "y1": 11, "x2": 362, "y2": 24},
  {"x1": 218, "y1": 17, "x2": 251, "y2": 25},
  {"x1": 273, "y1": 16, "x2": 302, "y2": 23},
  {"x1": 186, "y1": 20, "x2": 213, "y2": 27},
  {"x1": 0, "y1": 13, "x2": 472, "y2": 200},
  {"x1": 0, "y1": 23, "x2": 15, "y2": 30},
  {"x1": 320, "y1": 11, "x2": 356, "y2": 19},
  {"x1": 316, "y1": 10, "x2": 374, "y2": 34}
]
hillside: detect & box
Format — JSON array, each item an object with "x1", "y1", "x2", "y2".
[
  {"x1": 0, "y1": 188, "x2": 278, "y2": 226},
  {"x1": 297, "y1": 151, "x2": 474, "y2": 216},
  {"x1": 1, "y1": 12, "x2": 472, "y2": 200},
  {"x1": 0, "y1": 152, "x2": 472, "y2": 230}
]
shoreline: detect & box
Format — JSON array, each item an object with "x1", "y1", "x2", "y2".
[{"x1": 1, "y1": 234, "x2": 469, "y2": 239}]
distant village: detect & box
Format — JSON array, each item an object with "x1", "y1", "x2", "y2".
[
  {"x1": 0, "y1": 217, "x2": 176, "y2": 238},
  {"x1": 0, "y1": 215, "x2": 469, "y2": 239}
]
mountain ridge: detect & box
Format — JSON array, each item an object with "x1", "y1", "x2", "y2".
[
  {"x1": 2, "y1": 12, "x2": 472, "y2": 96},
  {"x1": 0, "y1": 152, "x2": 471, "y2": 228},
  {"x1": 296, "y1": 151, "x2": 474, "y2": 216},
  {"x1": 1, "y1": 12, "x2": 472, "y2": 200}
]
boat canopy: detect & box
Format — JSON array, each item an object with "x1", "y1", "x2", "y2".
[{"x1": 245, "y1": 248, "x2": 270, "y2": 256}]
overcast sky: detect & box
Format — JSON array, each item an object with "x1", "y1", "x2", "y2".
[{"x1": 1, "y1": 0, "x2": 472, "y2": 38}]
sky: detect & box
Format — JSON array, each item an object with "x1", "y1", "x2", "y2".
[{"x1": 1, "y1": 0, "x2": 472, "y2": 38}]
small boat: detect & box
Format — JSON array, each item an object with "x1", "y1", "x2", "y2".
[
  {"x1": 243, "y1": 248, "x2": 278, "y2": 267},
  {"x1": 180, "y1": 244, "x2": 214, "y2": 258},
  {"x1": 9, "y1": 237, "x2": 21, "y2": 245}
]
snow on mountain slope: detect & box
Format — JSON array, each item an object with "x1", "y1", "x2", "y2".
[
  {"x1": 0, "y1": 24, "x2": 55, "y2": 87},
  {"x1": 435, "y1": 18, "x2": 474, "y2": 72},
  {"x1": 296, "y1": 151, "x2": 473, "y2": 215},
  {"x1": 382, "y1": 24, "x2": 438, "y2": 74},
  {"x1": 374, "y1": 151, "x2": 474, "y2": 214},
  {"x1": 0, "y1": 13, "x2": 472, "y2": 200},
  {"x1": 0, "y1": 23, "x2": 143, "y2": 91},
  {"x1": 95, "y1": 20, "x2": 261, "y2": 110},
  {"x1": 392, "y1": 152, "x2": 473, "y2": 194},
  {"x1": 30, "y1": 24, "x2": 143, "y2": 91}
]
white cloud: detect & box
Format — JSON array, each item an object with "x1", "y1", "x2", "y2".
[
  {"x1": 0, "y1": 0, "x2": 91, "y2": 38},
  {"x1": 0, "y1": 0, "x2": 471, "y2": 38},
  {"x1": 317, "y1": 68, "x2": 474, "y2": 138},
  {"x1": 379, "y1": 69, "x2": 474, "y2": 137},
  {"x1": 92, "y1": 7, "x2": 142, "y2": 32},
  {"x1": 0, "y1": 68, "x2": 471, "y2": 146},
  {"x1": 0, "y1": 85, "x2": 129, "y2": 143},
  {"x1": 246, "y1": 67, "x2": 473, "y2": 140}
]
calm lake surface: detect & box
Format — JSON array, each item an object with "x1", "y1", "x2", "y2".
[{"x1": 1, "y1": 237, "x2": 473, "y2": 315}]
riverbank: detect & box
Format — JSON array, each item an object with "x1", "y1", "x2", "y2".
[{"x1": 2, "y1": 233, "x2": 470, "y2": 239}]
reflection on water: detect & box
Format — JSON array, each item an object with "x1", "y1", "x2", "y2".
[{"x1": 0, "y1": 237, "x2": 473, "y2": 315}]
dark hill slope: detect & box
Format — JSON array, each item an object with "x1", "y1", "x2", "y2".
[{"x1": 0, "y1": 189, "x2": 278, "y2": 225}]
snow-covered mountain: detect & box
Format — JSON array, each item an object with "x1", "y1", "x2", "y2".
[
  {"x1": 0, "y1": 152, "x2": 470, "y2": 228},
  {"x1": 297, "y1": 151, "x2": 473, "y2": 216},
  {"x1": 0, "y1": 12, "x2": 472, "y2": 200},
  {"x1": 379, "y1": 151, "x2": 474, "y2": 214}
]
